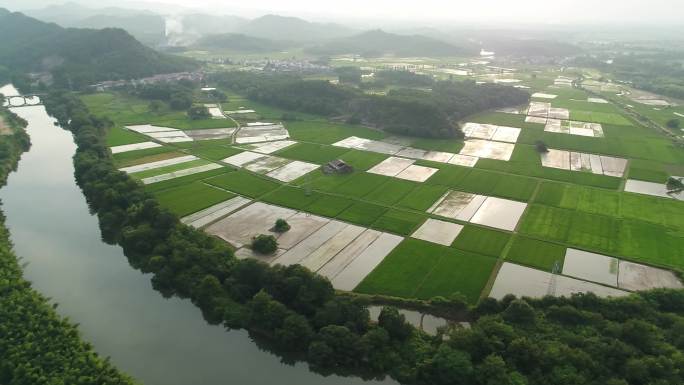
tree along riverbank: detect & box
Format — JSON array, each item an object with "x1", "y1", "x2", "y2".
[
  {"x1": 0, "y1": 106, "x2": 139, "y2": 385},
  {"x1": 41, "y1": 89, "x2": 684, "y2": 385}
]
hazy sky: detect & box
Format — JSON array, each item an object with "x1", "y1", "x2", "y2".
[{"x1": 145, "y1": 0, "x2": 681, "y2": 25}]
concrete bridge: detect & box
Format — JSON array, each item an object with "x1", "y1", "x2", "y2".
[{"x1": 2, "y1": 94, "x2": 44, "y2": 107}]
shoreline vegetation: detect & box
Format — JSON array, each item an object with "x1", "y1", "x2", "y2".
[
  {"x1": 38, "y1": 89, "x2": 684, "y2": 385},
  {"x1": 0, "y1": 106, "x2": 138, "y2": 384}
]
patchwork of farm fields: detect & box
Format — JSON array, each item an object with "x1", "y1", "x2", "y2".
[{"x1": 91, "y1": 80, "x2": 684, "y2": 304}]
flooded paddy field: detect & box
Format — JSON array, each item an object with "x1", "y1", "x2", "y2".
[{"x1": 84, "y1": 79, "x2": 684, "y2": 308}]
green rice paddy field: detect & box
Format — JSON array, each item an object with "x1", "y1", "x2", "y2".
[{"x1": 93, "y1": 81, "x2": 684, "y2": 304}]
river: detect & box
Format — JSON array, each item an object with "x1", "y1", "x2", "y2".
[{"x1": 0, "y1": 84, "x2": 393, "y2": 385}]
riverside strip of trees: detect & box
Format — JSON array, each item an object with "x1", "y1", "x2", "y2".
[
  {"x1": 210, "y1": 72, "x2": 530, "y2": 138},
  {"x1": 39, "y1": 90, "x2": 684, "y2": 385},
  {"x1": 0, "y1": 108, "x2": 138, "y2": 385}
]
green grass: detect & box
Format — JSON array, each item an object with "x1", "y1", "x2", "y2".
[
  {"x1": 363, "y1": 179, "x2": 417, "y2": 206},
  {"x1": 411, "y1": 137, "x2": 464, "y2": 153},
  {"x1": 628, "y1": 159, "x2": 669, "y2": 183},
  {"x1": 107, "y1": 126, "x2": 147, "y2": 146},
  {"x1": 82, "y1": 92, "x2": 236, "y2": 130},
  {"x1": 506, "y1": 236, "x2": 566, "y2": 271},
  {"x1": 305, "y1": 194, "x2": 355, "y2": 218},
  {"x1": 396, "y1": 184, "x2": 449, "y2": 211},
  {"x1": 287, "y1": 121, "x2": 385, "y2": 144},
  {"x1": 339, "y1": 150, "x2": 388, "y2": 171},
  {"x1": 355, "y1": 238, "x2": 496, "y2": 303},
  {"x1": 452, "y1": 226, "x2": 512, "y2": 258},
  {"x1": 130, "y1": 159, "x2": 210, "y2": 179},
  {"x1": 205, "y1": 170, "x2": 280, "y2": 198},
  {"x1": 570, "y1": 110, "x2": 632, "y2": 126},
  {"x1": 519, "y1": 204, "x2": 573, "y2": 243},
  {"x1": 333, "y1": 173, "x2": 390, "y2": 198},
  {"x1": 112, "y1": 146, "x2": 178, "y2": 167},
  {"x1": 187, "y1": 145, "x2": 242, "y2": 161},
  {"x1": 143, "y1": 167, "x2": 230, "y2": 193},
  {"x1": 336, "y1": 201, "x2": 388, "y2": 226},
  {"x1": 371, "y1": 209, "x2": 426, "y2": 235},
  {"x1": 261, "y1": 186, "x2": 319, "y2": 210},
  {"x1": 276, "y1": 142, "x2": 349, "y2": 164},
  {"x1": 150, "y1": 182, "x2": 234, "y2": 217}
]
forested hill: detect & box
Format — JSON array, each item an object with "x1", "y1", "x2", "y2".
[
  {"x1": 211, "y1": 72, "x2": 529, "y2": 138},
  {"x1": 307, "y1": 30, "x2": 475, "y2": 57},
  {"x1": 0, "y1": 8, "x2": 196, "y2": 89}
]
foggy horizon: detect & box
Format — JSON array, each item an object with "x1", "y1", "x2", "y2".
[{"x1": 4, "y1": 0, "x2": 684, "y2": 28}]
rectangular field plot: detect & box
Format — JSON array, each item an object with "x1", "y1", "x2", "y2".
[
  {"x1": 531, "y1": 93, "x2": 557, "y2": 99},
  {"x1": 544, "y1": 119, "x2": 604, "y2": 138},
  {"x1": 241, "y1": 140, "x2": 296, "y2": 154},
  {"x1": 367, "y1": 157, "x2": 437, "y2": 183},
  {"x1": 205, "y1": 171, "x2": 280, "y2": 198},
  {"x1": 506, "y1": 236, "x2": 566, "y2": 271},
  {"x1": 110, "y1": 141, "x2": 162, "y2": 154},
  {"x1": 119, "y1": 155, "x2": 198, "y2": 174},
  {"x1": 527, "y1": 102, "x2": 569, "y2": 120},
  {"x1": 618, "y1": 261, "x2": 684, "y2": 291},
  {"x1": 462, "y1": 122, "x2": 521, "y2": 143},
  {"x1": 205, "y1": 202, "x2": 299, "y2": 248},
  {"x1": 427, "y1": 189, "x2": 526, "y2": 231},
  {"x1": 180, "y1": 196, "x2": 251, "y2": 228},
  {"x1": 183, "y1": 127, "x2": 236, "y2": 141},
  {"x1": 204, "y1": 201, "x2": 404, "y2": 289},
  {"x1": 126, "y1": 124, "x2": 193, "y2": 143},
  {"x1": 470, "y1": 197, "x2": 527, "y2": 231},
  {"x1": 489, "y1": 262, "x2": 629, "y2": 300},
  {"x1": 570, "y1": 111, "x2": 632, "y2": 126},
  {"x1": 332, "y1": 136, "x2": 478, "y2": 167},
  {"x1": 141, "y1": 163, "x2": 223, "y2": 185},
  {"x1": 275, "y1": 142, "x2": 348, "y2": 163},
  {"x1": 562, "y1": 248, "x2": 618, "y2": 286},
  {"x1": 355, "y1": 238, "x2": 496, "y2": 303},
  {"x1": 411, "y1": 219, "x2": 464, "y2": 246},
  {"x1": 459, "y1": 139, "x2": 515, "y2": 161},
  {"x1": 222, "y1": 151, "x2": 319, "y2": 182},
  {"x1": 625, "y1": 179, "x2": 684, "y2": 200},
  {"x1": 453, "y1": 226, "x2": 511, "y2": 258},
  {"x1": 235, "y1": 123, "x2": 289, "y2": 144},
  {"x1": 540, "y1": 149, "x2": 627, "y2": 177},
  {"x1": 368, "y1": 156, "x2": 415, "y2": 177}
]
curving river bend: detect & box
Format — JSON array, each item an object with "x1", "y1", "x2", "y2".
[{"x1": 0, "y1": 85, "x2": 393, "y2": 385}]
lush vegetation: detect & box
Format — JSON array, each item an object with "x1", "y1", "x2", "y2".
[
  {"x1": 39, "y1": 88, "x2": 684, "y2": 385},
  {"x1": 0, "y1": 107, "x2": 138, "y2": 384},
  {"x1": 0, "y1": 8, "x2": 196, "y2": 89},
  {"x1": 211, "y1": 71, "x2": 529, "y2": 138}
]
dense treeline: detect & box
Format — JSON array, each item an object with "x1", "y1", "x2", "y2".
[
  {"x1": 0, "y1": 8, "x2": 196, "y2": 89},
  {"x1": 41, "y1": 89, "x2": 684, "y2": 385},
  {"x1": 210, "y1": 72, "x2": 529, "y2": 138},
  {"x1": 0, "y1": 107, "x2": 138, "y2": 384}
]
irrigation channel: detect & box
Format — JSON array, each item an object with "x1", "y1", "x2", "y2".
[{"x1": 0, "y1": 84, "x2": 395, "y2": 385}]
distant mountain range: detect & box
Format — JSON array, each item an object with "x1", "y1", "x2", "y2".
[
  {"x1": 238, "y1": 14, "x2": 353, "y2": 42},
  {"x1": 0, "y1": 8, "x2": 196, "y2": 88}
]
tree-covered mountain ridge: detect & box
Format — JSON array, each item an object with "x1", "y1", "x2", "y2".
[{"x1": 0, "y1": 8, "x2": 196, "y2": 88}]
